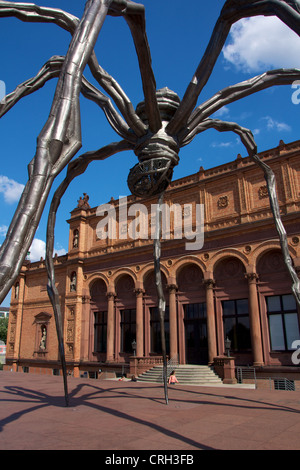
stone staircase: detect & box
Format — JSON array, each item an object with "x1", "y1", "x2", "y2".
[{"x1": 137, "y1": 364, "x2": 224, "y2": 386}]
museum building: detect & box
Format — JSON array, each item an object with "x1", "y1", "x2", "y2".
[{"x1": 4, "y1": 139, "x2": 300, "y2": 383}]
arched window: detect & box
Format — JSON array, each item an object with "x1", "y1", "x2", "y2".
[
  {"x1": 90, "y1": 279, "x2": 108, "y2": 354},
  {"x1": 257, "y1": 250, "x2": 300, "y2": 352},
  {"x1": 214, "y1": 257, "x2": 250, "y2": 352},
  {"x1": 116, "y1": 275, "x2": 136, "y2": 354},
  {"x1": 177, "y1": 264, "x2": 206, "y2": 364},
  {"x1": 144, "y1": 270, "x2": 169, "y2": 355}
]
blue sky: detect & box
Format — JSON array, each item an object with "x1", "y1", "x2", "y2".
[{"x1": 1, "y1": 0, "x2": 300, "y2": 306}]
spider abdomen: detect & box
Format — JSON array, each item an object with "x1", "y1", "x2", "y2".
[{"x1": 127, "y1": 88, "x2": 180, "y2": 197}]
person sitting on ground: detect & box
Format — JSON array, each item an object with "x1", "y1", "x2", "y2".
[{"x1": 168, "y1": 370, "x2": 179, "y2": 385}]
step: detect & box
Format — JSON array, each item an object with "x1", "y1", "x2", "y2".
[{"x1": 137, "y1": 364, "x2": 223, "y2": 385}]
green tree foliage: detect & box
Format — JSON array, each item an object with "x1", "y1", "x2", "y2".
[{"x1": 0, "y1": 318, "x2": 8, "y2": 343}]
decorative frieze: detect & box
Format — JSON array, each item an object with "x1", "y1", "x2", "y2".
[{"x1": 65, "y1": 307, "x2": 75, "y2": 359}]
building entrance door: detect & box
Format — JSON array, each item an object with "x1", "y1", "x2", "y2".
[{"x1": 184, "y1": 303, "x2": 208, "y2": 364}]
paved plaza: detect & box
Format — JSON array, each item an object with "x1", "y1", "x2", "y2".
[{"x1": 0, "y1": 371, "x2": 300, "y2": 451}]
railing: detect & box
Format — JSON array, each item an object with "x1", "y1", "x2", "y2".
[
  {"x1": 129, "y1": 355, "x2": 165, "y2": 376},
  {"x1": 236, "y1": 367, "x2": 297, "y2": 391},
  {"x1": 269, "y1": 377, "x2": 295, "y2": 391},
  {"x1": 236, "y1": 366, "x2": 257, "y2": 387}
]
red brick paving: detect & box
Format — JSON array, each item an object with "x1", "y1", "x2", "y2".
[{"x1": 1, "y1": 371, "x2": 300, "y2": 450}]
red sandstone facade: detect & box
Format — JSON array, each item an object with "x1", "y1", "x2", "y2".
[{"x1": 5, "y1": 139, "x2": 300, "y2": 382}]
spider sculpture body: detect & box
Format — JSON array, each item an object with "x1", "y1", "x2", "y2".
[
  {"x1": 128, "y1": 88, "x2": 181, "y2": 197},
  {"x1": 1, "y1": 0, "x2": 300, "y2": 405}
]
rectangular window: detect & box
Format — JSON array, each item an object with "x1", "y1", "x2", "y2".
[
  {"x1": 222, "y1": 299, "x2": 251, "y2": 351},
  {"x1": 184, "y1": 303, "x2": 206, "y2": 320},
  {"x1": 150, "y1": 306, "x2": 169, "y2": 354},
  {"x1": 269, "y1": 314, "x2": 285, "y2": 350},
  {"x1": 120, "y1": 309, "x2": 136, "y2": 353},
  {"x1": 267, "y1": 294, "x2": 299, "y2": 351},
  {"x1": 94, "y1": 311, "x2": 107, "y2": 353}
]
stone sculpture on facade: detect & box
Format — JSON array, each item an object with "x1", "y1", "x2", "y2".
[{"x1": 0, "y1": 0, "x2": 300, "y2": 405}]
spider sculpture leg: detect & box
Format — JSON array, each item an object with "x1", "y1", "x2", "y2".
[
  {"x1": 0, "y1": 56, "x2": 64, "y2": 118},
  {"x1": 182, "y1": 69, "x2": 300, "y2": 139},
  {"x1": 0, "y1": 0, "x2": 113, "y2": 303},
  {"x1": 1, "y1": 0, "x2": 300, "y2": 407},
  {"x1": 0, "y1": 0, "x2": 159, "y2": 303},
  {"x1": 153, "y1": 192, "x2": 169, "y2": 404},
  {"x1": 46, "y1": 141, "x2": 134, "y2": 405}
]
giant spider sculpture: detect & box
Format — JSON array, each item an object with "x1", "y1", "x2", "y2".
[{"x1": 1, "y1": 0, "x2": 300, "y2": 406}]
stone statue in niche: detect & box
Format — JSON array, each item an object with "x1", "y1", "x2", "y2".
[
  {"x1": 39, "y1": 326, "x2": 47, "y2": 350},
  {"x1": 70, "y1": 272, "x2": 77, "y2": 292},
  {"x1": 14, "y1": 282, "x2": 19, "y2": 299},
  {"x1": 73, "y1": 229, "x2": 79, "y2": 248}
]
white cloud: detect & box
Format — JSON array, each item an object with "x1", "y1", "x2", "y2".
[
  {"x1": 29, "y1": 238, "x2": 67, "y2": 262},
  {"x1": 0, "y1": 175, "x2": 24, "y2": 204},
  {"x1": 210, "y1": 141, "x2": 233, "y2": 148},
  {"x1": 54, "y1": 246, "x2": 67, "y2": 257},
  {"x1": 29, "y1": 238, "x2": 46, "y2": 262},
  {"x1": 213, "y1": 106, "x2": 230, "y2": 118},
  {"x1": 0, "y1": 225, "x2": 8, "y2": 236},
  {"x1": 223, "y1": 16, "x2": 300, "y2": 72},
  {"x1": 262, "y1": 116, "x2": 291, "y2": 132}
]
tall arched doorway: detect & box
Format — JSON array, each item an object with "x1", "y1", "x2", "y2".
[
  {"x1": 214, "y1": 256, "x2": 251, "y2": 364},
  {"x1": 177, "y1": 264, "x2": 207, "y2": 364},
  {"x1": 115, "y1": 274, "x2": 136, "y2": 358},
  {"x1": 90, "y1": 279, "x2": 107, "y2": 361},
  {"x1": 144, "y1": 270, "x2": 169, "y2": 357}
]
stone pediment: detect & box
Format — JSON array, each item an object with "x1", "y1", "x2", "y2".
[{"x1": 34, "y1": 312, "x2": 52, "y2": 323}]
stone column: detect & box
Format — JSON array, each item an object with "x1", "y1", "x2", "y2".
[
  {"x1": 80, "y1": 293, "x2": 91, "y2": 362},
  {"x1": 8, "y1": 269, "x2": 27, "y2": 371},
  {"x1": 72, "y1": 262, "x2": 83, "y2": 370},
  {"x1": 135, "y1": 288, "x2": 144, "y2": 358},
  {"x1": 203, "y1": 278, "x2": 217, "y2": 364},
  {"x1": 106, "y1": 291, "x2": 116, "y2": 362},
  {"x1": 168, "y1": 283, "x2": 178, "y2": 360},
  {"x1": 246, "y1": 273, "x2": 264, "y2": 366}
]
